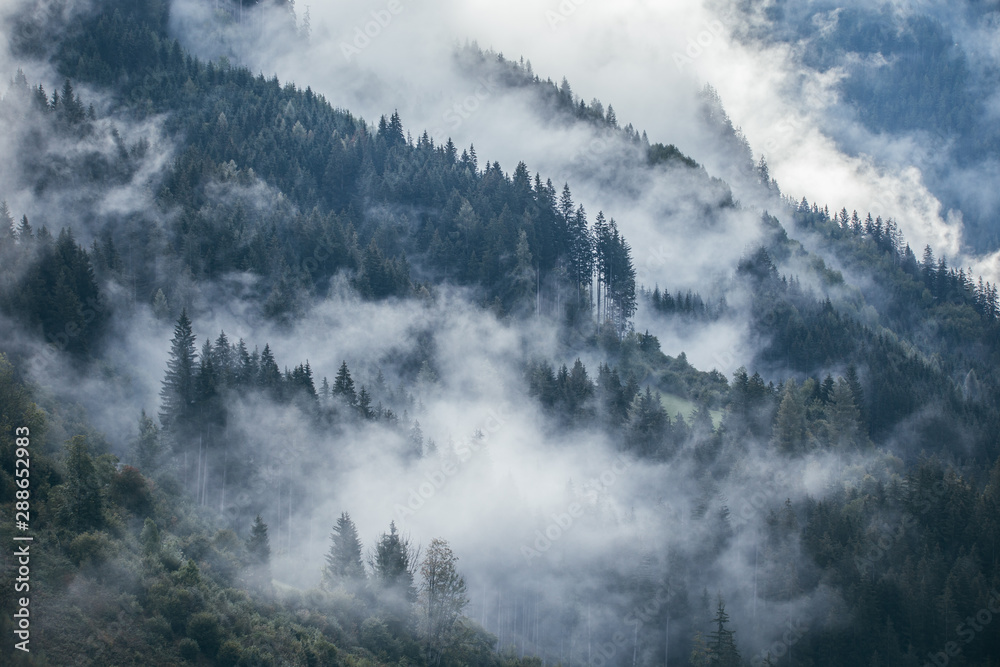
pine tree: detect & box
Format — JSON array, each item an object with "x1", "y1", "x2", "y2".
[
  {"x1": 132, "y1": 410, "x2": 163, "y2": 473},
  {"x1": 16, "y1": 215, "x2": 32, "y2": 240},
  {"x1": 409, "y1": 420, "x2": 424, "y2": 457},
  {"x1": 568, "y1": 206, "x2": 593, "y2": 307},
  {"x1": 559, "y1": 183, "x2": 574, "y2": 224},
  {"x1": 370, "y1": 521, "x2": 418, "y2": 631},
  {"x1": 234, "y1": 339, "x2": 253, "y2": 386},
  {"x1": 258, "y1": 344, "x2": 282, "y2": 392},
  {"x1": 773, "y1": 379, "x2": 806, "y2": 453},
  {"x1": 357, "y1": 386, "x2": 373, "y2": 419},
  {"x1": 829, "y1": 378, "x2": 862, "y2": 448},
  {"x1": 371, "y1": 521, "x2": 417, "y2": 593},
  {"x1": 323, "y1": 512, "x2": 366, "y2": 590},
  {"x1": 333, "y1": 360, "x2": 357, "y2": 406},
  {"x1": 213, "y1": 331, "x2": 234, "y2": 384},
  {"x1": 707, "y1": 597, "x2": 740, "y2": 667},
  {"x1": 151, "y1": 288, "x2": 169, "y2": 320},
  {"x1": 845, "y1": 363, "x2": 867, "y2": 426},
  {"x1": 62, "y1": 435, "x2": 103, "y2": 531},
  {"x1": 757, "y1": 155, "x2": 770, "y2": 189},
  {"x1": 246, "y1": 515, "x2": 271, "y2": 589},
  {"x1": 0, "y1": 200, "x2": 14, "y2": 252},
  {"x1": 159, "y1": 310, "x2": 198, "y2": 433}
]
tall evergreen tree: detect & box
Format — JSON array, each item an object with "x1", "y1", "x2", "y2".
[
  {"x1": 246, "y1": 514, "x2": 271, "y2": 589},
  {"x1": 370, "y1": 521, "x2": 417, "y2": 600},
  {"x1": 773, "y1": 379, "x2": 806, "y2": 454},
  {"x1": 61, "y1": 435, "x2": 104, "y2": 531},
  {"x1": 131, "y1": 409, "x2": 163, "y2": 473},
  {"x1": 159, "y1": 309, "x2": 197, "y2": 433},
  {"x1": 333, "y1": 360, "x2": 357, "y2": 406},
  {"x1": 323, "y1": 512, "x2": 366, "y2": 591},
  {"x1": 707, "y1": 597, "x2": 740, "y2": 667}
]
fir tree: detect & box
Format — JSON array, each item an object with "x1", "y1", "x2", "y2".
[
  {"x1": 333, "y1": 360, "x2": 357, "y2": 406},
  {"x1": 246, "y1": 515, "x2": 271, "y2": 589},
  {"x1": 707, "y1": 597, "x2": 740, "y2": 667},
  {"x1": 323, "y1": 512, "x2": 366, "y2": 590},
  {"x1": 159, "y1": 309, "x2": 197, "y2": 433},
  {"x1": 61, "y1": 435, "x2": 104, "y2": 532}
]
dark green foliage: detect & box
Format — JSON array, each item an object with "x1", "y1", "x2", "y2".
[
  {"x1": 370, "y1": 521, "x2": 418, "y2": 633},
  {"x1": 108, "y1": 465, "x2": 154, "y2": 516},
  {"x1": 707, "y1": 597, "x2": 740, "y2": 667},
  {"x1": 324, "y1": 512, "x2": 366, "y2": 591},
  {"x1": 0, "y1": 227, "x2": 106, "y2": 357},
  {"x1": 187, "y1": 612, "x2": 222, "y2": 658},
  {"x1": 645, "y1": 284, "x2": 722, "y2": 319},
  {"x1": 333, "y1": 360, "x2": 357, "y2": 407},
  {"x1": 246, "y1": 514, "x2": 271, "y2": 589},
  {"x1": 177, "y1": 637, "x2": 199, "y2": 661},
  {"x1": 159, "y1": 310, "x2": 198, "y2": 434},
  {"x1": 131, "y1": 410, "x2": 163, "y2": 473},
  {"x1": 60, "y1": 435, "x2": 104, "y2": 531},
  {"x1": 3, "y1": 4, "x2": 1000, "y2": 667}
]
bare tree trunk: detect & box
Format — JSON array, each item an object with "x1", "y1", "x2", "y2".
[
  {"x1": 633, "y1": 618, "x2": 638, "y2": 667},
  {"x1": 220, "y1": 444, "x2": 228, "y2": 512},
  {"x1": 665, "y1": 610, "x2": 669, "y2": 667},
  {"x1": 196, "y1": 435, "x2": 203, "y2": 504}
]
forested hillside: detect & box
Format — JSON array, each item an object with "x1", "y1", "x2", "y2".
[{"x1": 1, "y1": 0, "x2": 999, "y2": 666}]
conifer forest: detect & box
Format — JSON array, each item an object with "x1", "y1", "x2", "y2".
[{"x1": 1, "y1": 1, "x2": 1000, "y2": 665}]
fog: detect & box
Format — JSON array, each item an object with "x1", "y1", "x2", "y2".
[{"x1": 0, "y1": 0, "x2": 996, "y2": 661}]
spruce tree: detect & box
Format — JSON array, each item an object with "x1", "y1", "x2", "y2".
[
  {"x1": 323, "y1": 512, "x2": 366, "y2": 590},
  {"x1": 258, "y1": 344, "x2": 282, "y2": 392},
  {"x1": 773, "y1": 379, "x2": 806, "y2": 454},
  {"x1": 159, "y1": 309, "x2": 197, "y2": 433},
  {"x1": 62, "y1": 435, "x2": 103, "y2": 531},
  {"x1": 132, "y1": 410, "x2": 162, "y2": 473},
  {"x1": 333, "y1": 360, "x2": 356, "y2": 406},
  {"x1": 708, "y1": 597, "x2": 740, "y2": 667},
  {"x1": 246, "y1": 515, "x2": 271, "y2": 589}
]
